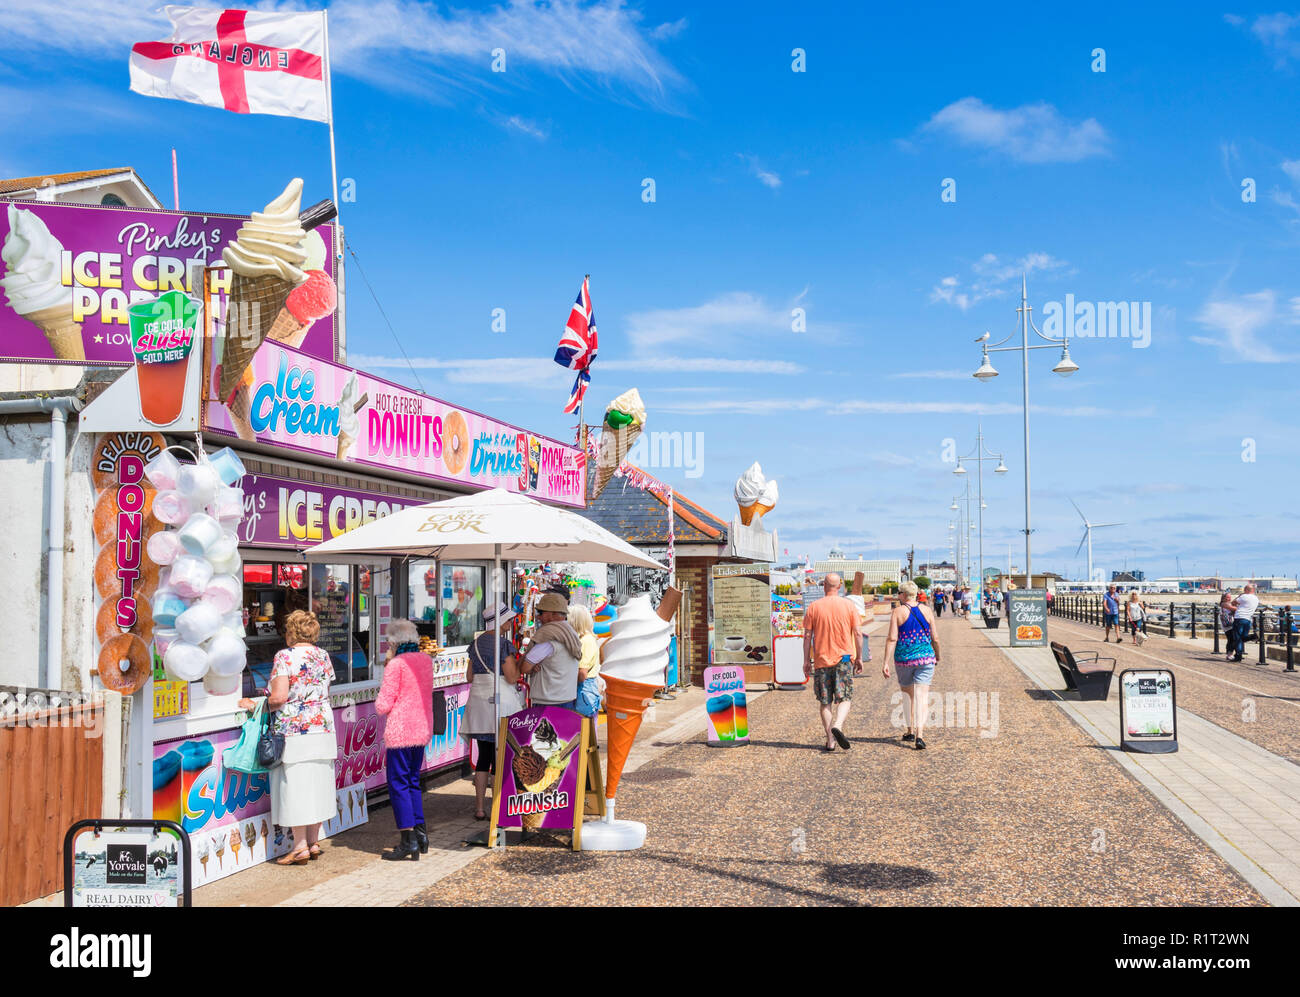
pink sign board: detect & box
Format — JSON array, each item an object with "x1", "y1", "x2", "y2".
[
  {"x1": 204, "y1": 340, "x2": 587, "y2": 507},
  {"x1": 0, "y1": 199, "x2": 336, "y2": 365},
  {"x1": 335, "y1": 683, "x2": 471, "y2": 793}
]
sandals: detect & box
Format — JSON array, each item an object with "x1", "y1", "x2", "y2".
[
  {"x1": 915, "y1": 736, "x2": 927, "y2": 750},
  {"x1": 308, "y1": 845, "x2": 322, "y2": 860},
  {"x1": 901, "y1": 731, "x2": 915, "y2": 742},
  {"x1": 831, "y1": 728, "x2": 851, "y2": 750},
  {"x1": 276, "y1": 848, "x2": 310, "y2": 866}
]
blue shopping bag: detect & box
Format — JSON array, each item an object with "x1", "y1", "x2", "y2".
[{"x1": 222, "y1": 698, "x2": 270, "y2": 774}]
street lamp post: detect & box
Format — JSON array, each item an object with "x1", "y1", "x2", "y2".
[
  {"x1": 972, "y1": 275, "x2": 1078, "y2": 585},
  {"x1": 951, "y1": 482, "x2": 976, "y2": 588},
  {"x1": 954, "y1": 421, "x2": 1008, "y2": 608}
]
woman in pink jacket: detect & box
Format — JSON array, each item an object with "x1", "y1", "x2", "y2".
[{"x1": 375, "y1": 619, "x2": 434, "y2": 861}]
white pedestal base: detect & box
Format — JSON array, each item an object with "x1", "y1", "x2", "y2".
[{"x1": 579, "y1": 800, "x2": 646, "y2": 851}]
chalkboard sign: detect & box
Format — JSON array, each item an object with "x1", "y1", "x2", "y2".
[{"x1": 1007, "y1": 588, "x2": 1049, "y2": 646}]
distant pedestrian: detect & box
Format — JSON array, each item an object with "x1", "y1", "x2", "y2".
[
  {"x1": 1126, "y1": 592, "x2": 1146, "y2": 645},
  {"x1": 1102, "y1": 585, "x2": 1122, "y2": 642},
  {"x1": 375, "y1": 619, "x2": 434, "y2": 861},
  {"x1": 934, "y1": 588, "x2": 945, "y2": 617},
  {"x1": 802, "y1": 573, "x2": 863, "y2": 752},
  {"x1": 1219, "y1": 594, "x2": 1236, "y2": 660},
  {"x1": 884, "y1": 580, "x2": 941, "y2": 750},
  {"x1": 1230, "y1": 584, "x2": 1261, "y2": 663},
  {"x1": 961, "y1": 587, "x2": 972, "y2": 618}
]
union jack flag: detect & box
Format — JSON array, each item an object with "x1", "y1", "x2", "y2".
[{"x1": 555, "y1": 275, "x2": 597, "y2": 413}]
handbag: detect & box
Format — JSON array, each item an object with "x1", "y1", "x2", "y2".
[
  {"x1": 222, "y1": 699, "x2": 270, "y2": 774},
  {"x1": 256, "y1": 708, "x2": 285, "y2": 767},
  {"x1": 470, "y1": 639, "x2": 526, "y2": 718}
]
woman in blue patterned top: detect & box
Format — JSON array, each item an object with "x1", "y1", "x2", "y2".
[{"x1": 883, "y1": 580, "x2": 942, "y2": 751}]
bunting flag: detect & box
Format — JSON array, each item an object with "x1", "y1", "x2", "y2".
[{"x1": 554, "y1": 275, "x2": 597, "y2": 413}]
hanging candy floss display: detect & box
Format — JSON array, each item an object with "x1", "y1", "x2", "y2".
[{"x1": 141, "y1": 445, "x2": 250, "y2": 686}]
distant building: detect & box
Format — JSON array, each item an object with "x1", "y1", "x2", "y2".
[
  {"x1": 917, "y1": 561, "x2": 957, "y2": 584},
  {"x1": 1111, "y1": 570, "x2": 1145, "y2": 583},
  {"x1": 814, "y1": 557, "x2": 901, "y2": 586}
]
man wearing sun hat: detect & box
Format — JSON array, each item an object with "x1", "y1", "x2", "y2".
[{"x1": 522, "y1": 591, "x2": 583, "y2": 709}]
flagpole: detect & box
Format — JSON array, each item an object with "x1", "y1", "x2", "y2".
[{"x1": 322, "y1": 9, "x2": 344, "y2": 356}]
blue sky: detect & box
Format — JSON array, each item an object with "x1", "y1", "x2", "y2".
[{"x1": 4, "y1": 1, "x2": 1300, "y2": 580}]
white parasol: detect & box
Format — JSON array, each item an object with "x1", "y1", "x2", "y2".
[{"x1": 304, "y1": 488, "x2": 664, "y2": 846}]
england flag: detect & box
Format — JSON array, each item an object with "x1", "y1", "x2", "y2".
[{"x1": 130, "y1": 7, "x2": 329, "y2": 123}]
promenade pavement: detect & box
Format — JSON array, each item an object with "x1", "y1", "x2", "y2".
[{"x1": 410, "y1": 619, "x2": 1261, "y2": 906}]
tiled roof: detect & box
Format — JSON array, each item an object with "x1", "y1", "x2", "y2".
[
  {"x1": 579, "y1": 468, "x2": 729, "y2": 546},
  {"x1": 0, "y1": 168, "x2": 134, "y2": 195}
]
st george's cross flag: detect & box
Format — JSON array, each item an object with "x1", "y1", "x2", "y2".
[
  {"x1": 130, "y1": 7, "x2": 329, "y2": 123},
  {"x1": 554, "y1": 275, "x2": 598, "y2": 414}
]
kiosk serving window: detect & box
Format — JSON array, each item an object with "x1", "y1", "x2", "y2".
[
  {"x1": 405, "y1": 560, "x2": 488, "y2": 647},
  {"x1": 242, "y1": 559, "x2": 379, "y2": 691}
]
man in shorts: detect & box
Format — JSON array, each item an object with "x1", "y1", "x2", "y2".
[
  {"x1": 1102, "y1": 584, "x2": 1121, "y2": 642},
  {"x1": 802, "y1": 573, "x2": 864, "y2": 751}
]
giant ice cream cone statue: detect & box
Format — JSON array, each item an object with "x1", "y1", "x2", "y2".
[
  {"x1": 1, "y1": 202, "x2": 84, "y2": 360},
  {"x1": 218, "y1": 180, "x2": 310, "y2": 404},
  {"x1": 591, "y1": 388, "x2": 646, "y2": 500},
  {"x1": 582, "y1": 588, "x2": 679, "y2": 850},
  {"x1": 734, "y1": 462, "x2": 778, "y2": 526}
]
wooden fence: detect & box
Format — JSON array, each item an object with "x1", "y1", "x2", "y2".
[{"x1": 0, "y1": 697, "x2": 106, "y2": 906}]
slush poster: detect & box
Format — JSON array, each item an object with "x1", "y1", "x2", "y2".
[
  {"x1": 204, "y1": 340, "x2": 587, "y2": 507},
  {"x1": 0, "y1": 199, "x2": 336, "y2": 365},
  {"x1": 703, "y1": 665, "x2": 749, "y2": 746}
]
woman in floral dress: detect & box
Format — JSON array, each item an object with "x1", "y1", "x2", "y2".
[{"x1": 239, "y1": 609, "x2": 336, "y2": 865}]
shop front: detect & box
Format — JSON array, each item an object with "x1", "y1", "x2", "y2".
[{"x1": 73, "y1": 321, "x2": 587, "y2": 887}]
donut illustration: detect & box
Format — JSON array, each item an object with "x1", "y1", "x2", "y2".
[
  {"x1": 96, "y1": 594, "x2": 155, "y2": 645},
  {"x1": 96, "y1": 541, "x2": 160, "y2": 601},
  {"x1": 96, "y1": 632, "x2": 151, "y2": 694},
  {"x1": 442, "y1": 410, "x2": 469, "y2": 475}
]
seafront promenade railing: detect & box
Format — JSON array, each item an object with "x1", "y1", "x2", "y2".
[{"x1": 1048, "y1": 594, "x2": 1297, "y2": 671}]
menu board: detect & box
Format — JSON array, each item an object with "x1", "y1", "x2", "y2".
[
  {"x1": 1120, "y1": 670, "x2": 1178, "y2": 753},
  {"x1": 311, "y1": 563, "x2": 353, "y2": 669},
  {"x1": 712, "y1": 565, "x2": 772, "y2": 666},
  {"x1": 1007, "y1": 588, "x2": 1049, "y2": 646}
]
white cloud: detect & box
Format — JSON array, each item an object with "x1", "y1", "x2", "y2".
[
  {"x1": 1282, "y1": 159, "x2": 1300, "y2": 185},
  {"x1": 349, "y1": 353, "x2": 805, "y2": 385},
  {"x1": 1194, "y1": 290, "x2": 1300, "y2": 362},
  {"x1": 922, "y1": 97, "x2": 1110, "y2": 163},
  {"x1": 652, "y1": 18, "x2": 689, "y2": 40},
  {"x1": 930, "y1": 252, "x2": 1068, "y2": 310},
  {"x1": 888, "y1": 369, "x2": 972, "y2": 380},
  {"x1": 1244, "y1": 13, "x2": 1300, "y2": 66},
  {"x1": 503, "y1": 115, "x2": 549, "y2": 140},
  {"x1": 625, "y1": 291, "x2": 795, "y2": 351},
  {"x1": 0, "y1": 0, "x2": 683, "y2": 104},
  {"x1": 739, "y1": 154, "x2": 781, "y2": 188},
  {"x1": 654, "y1": 397, "x2": 1141, "y2": 417}
]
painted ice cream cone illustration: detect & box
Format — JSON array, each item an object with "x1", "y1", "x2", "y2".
[
  {"x1": 513, "y1": 721, "x2": 580, "y2": 831},
  {"x1": 268, "y1": 231, "x2": 336, "y2": 349},
  {"x1": 261, "y1": 819, "x2": 269, "y2": 840},
  {"x1": 592, "y1": 388, "x2": 645, "y2": 500},
  {"x1": 229, "y1": 827, "x2": 242, "y2": 864},
  {"x1": 1, "y1": 203, "x2": 84, "y2": 360},
  {"x1": 335, "y1": 372, "x2": 361, "y2": 459},
  {"x1": 215, "y1": 837, "x2": 225, "y2": 869},
  {"x1": 353, "y1": 788, "x2": 363, "y2": 816},
  {"x1": 226, "y1": 370, "x2": 256, "y2": 441},
  {"x1": 347, "y1": 790, "x2": 356, "y2": 822},
  {"x1": 218, "y1": 179, "x2": 309, "y2": 403},
  {"x1": 337, "y1": 797, "x2": 344, "y2": 824},
  {"x1": 599, "y1": 593, "x2": 676, "y2": 802},
  {"x1": 734, "y1": 462, "x2": 779, "y2": 526},
  {"x1": 244, "y1": 821, "x2": 257, "y2": 856},
  {"x1": 198, "y1": 841, "x2": 210, "y2": 875}
]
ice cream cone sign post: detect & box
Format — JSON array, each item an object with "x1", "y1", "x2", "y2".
[
  {"x1": 591, "y1": 388, "x2": 646, "y2": 500},
  {"x1": 581, "y1": 587, "x2": 680, "y2": 851},
  {"x1": 734, "y1": 462, "x2": 778, "y2": 526}
]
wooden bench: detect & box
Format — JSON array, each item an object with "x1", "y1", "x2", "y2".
[{"x1": 1049, "y1": 641, "x2": 1116, "y2": 701}]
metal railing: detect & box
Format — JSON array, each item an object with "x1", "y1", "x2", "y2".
[{"x1": 1048, "y1": 595, "x2": 1297, "y2": 671}]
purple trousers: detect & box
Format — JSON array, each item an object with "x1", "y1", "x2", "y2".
[{"x1": 386, "y1": 745, "x2": 426, "y2": 828}]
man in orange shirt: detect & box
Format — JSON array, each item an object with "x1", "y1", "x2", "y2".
[{"x1": 802, "y1": 573, "x2": 864, "y2": 751}]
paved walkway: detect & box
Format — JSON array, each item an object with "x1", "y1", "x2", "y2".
[
  {"x1": 989, "y1": 617, "x2": 1300, "y2": 906},
  {"x1": 409, "y1": 620, "x2": 1262, "y2": 906}
]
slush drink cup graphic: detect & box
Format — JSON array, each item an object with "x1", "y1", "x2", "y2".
[
  {"x1": 128, "y1": 290, "x2": 199, "y2": 427},
  {"x1": 732, "y1": 692, "x2": 748, "y2": 739},
  {"x1": 707, "y1": 694, "x2": 736, "y2": 741},
  {"x1": 153, "y1": 749, "x2": 183, "y2": 823}
]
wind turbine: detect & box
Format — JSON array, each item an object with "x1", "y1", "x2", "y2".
[{"x1": 1071, "y1": 499, "x2": 1123, "y2": 582}]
